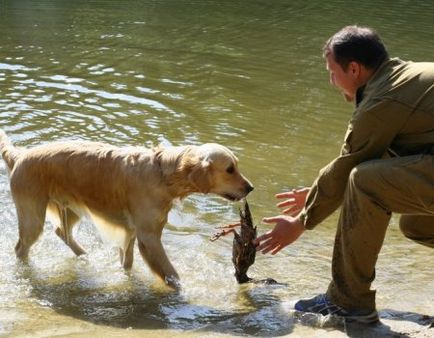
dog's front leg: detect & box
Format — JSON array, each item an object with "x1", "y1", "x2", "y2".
[{"x1": 136, "y1": 230, "x2": 180, "y2": 289}]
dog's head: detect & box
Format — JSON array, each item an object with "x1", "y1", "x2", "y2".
[{"x1": 186, "y1": 143, "x2": 254, "y2": 201}]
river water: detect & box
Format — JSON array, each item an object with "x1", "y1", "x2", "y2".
[{"x1": 0, "y1": 1, "x2": 433, "y2": 337}]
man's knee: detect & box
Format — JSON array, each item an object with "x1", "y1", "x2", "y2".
[
  {"x1": 399, "y1": 215, "x2": 434, "y2": 248},
  {"x1": 399, "y1": 215, "x2": 415, "y2": 238},
  {"x1": 348, "y1": 161, "x2": 378, "y2": 191}
]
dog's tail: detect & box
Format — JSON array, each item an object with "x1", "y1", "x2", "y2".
[{"x1": 0, "y1": 130, "x2": 20, "y2": 171}]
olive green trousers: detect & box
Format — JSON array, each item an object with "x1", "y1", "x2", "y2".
[{"x1": 327, "y1": 154, "x2": 434, "y2": 312}]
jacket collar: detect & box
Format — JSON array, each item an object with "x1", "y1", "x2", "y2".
[{"x1": 354, "y1": 57, "x2": 402, "y2": 107}]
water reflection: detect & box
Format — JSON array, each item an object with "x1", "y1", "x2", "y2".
[
  {"x1": 13, "y1": 258, "x2": 295, "y2": 335},
  {"x1": 1, "y1": 0, "x2": 433, "y2": 336}
]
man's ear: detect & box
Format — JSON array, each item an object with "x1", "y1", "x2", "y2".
[
  {"x1": 348, "y1": 61, "x2": 361, "y2": 77},
  {"x1": 188, "y1": 159, "x2": 211, "y2": 193}
]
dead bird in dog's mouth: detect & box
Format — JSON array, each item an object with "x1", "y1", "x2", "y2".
[{"x1": 210, "y1": 199, "x2": 279, "y2": 285}]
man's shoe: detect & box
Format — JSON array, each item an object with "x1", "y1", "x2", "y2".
[{"x1": 294, "y1": 294, "x2": 379, "y2": 324}]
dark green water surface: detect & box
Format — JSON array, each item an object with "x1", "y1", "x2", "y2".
[{"x1": 1, "y1": 1, "x2": 433, "y2": 336}]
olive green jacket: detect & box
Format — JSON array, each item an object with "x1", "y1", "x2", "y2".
[{"x1": 301, "y1": 58, "x2": 434, "y2": 229}]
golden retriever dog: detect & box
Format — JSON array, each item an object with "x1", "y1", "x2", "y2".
[{"x1": 0, "y1": 130, "x2": 253, "y2": 288}]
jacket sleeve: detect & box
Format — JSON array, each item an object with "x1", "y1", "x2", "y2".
[{"x1": 300, "y1": 99, "x2": 411, "y2": 230}]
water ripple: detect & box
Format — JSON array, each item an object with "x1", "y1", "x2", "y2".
[{"x1": 1, "y1": 0, "x2": 433, "y2": 336}]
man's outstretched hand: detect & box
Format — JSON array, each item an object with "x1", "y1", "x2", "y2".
[
  {"x1": 254, "y1": 187, "x2": 309, "y2": 255},
  {"x1": 275, "y1": 187, "x2": 310, "y2": 216},
  {"x1": 254, "y1": 215, "x2": 304, "y2": 255}
]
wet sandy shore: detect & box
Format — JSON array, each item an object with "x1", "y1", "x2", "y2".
[{"x1": 2, "y1": 305, "x2": 433, "y2": 338}]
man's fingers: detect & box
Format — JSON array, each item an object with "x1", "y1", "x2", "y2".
[
  {"x1": 260, "y1": 240, "x2": 277, "y2": 254},
  {"x1": 282, "y1": 207, "x2": 294, "y2": 215},
  {"x1": 262, "y1": 216, "x2": 281, "y2": 223},
  {"x1": 261, "y1": 241, "x2": 282, "y2": 255},
  {"x1": 276, "y1": 199, "x2": 294, "y2": 208},
  {"x1": 255, "y1": 237, "x2": 272, "y2": 251},
  {"x1": 283, "y1": 206, "x2": 302, "y2": 216},
  {"x1": 260, "y1": 246, "x2": 273, "y2": 254},
  {"x1": 275, "y1": 192, "x2": 294, "y2": 199},
  {"x1": 270, "y1": 244, "x2": 283, "y2": 255},
  {"x1": 254, "y1": 231, "x2": 271, "y2": 246},
  {"x1": 276, "y1": 188, "x2": 308, "y2": 199}
]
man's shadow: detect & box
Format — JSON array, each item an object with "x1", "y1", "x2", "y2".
[
  {"x1": 293, "y1": 308, "x2": 433, "y2": 338},
  {"x1": 343, "y1": 309, "x2": 433, "y2": 338}
]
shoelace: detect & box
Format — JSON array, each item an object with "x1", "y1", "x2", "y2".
[{"x1": 311, "y1": 294, "x2": 347, "y2": 315}]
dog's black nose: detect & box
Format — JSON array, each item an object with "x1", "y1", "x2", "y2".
[{"x1": 246, "y1": 184, "x2": 254, "y2": 194}]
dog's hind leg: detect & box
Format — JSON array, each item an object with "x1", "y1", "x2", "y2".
[
  {"x1": 119, "y1": 233, "x2": 136, "y2": 270},
  {"x1": 14, "y1": 198, "x2": 47, "y2": 260},
  {"x1": 52, "y1": 205, "x2": 86, "y2": 256},
  {"x1": 59, "y1": 205, "x2": 70, "y2": 245}
]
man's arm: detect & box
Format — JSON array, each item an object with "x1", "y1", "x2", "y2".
[
  {"x1": 301, "y1": 100, "x2": 411, "y2": 229},
  {"x1": 255, "y1": 100, "x2": 411, "y2": 254}
]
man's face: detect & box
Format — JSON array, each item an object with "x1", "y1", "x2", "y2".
[{"x1": 326, "y1": 53, "x2": 359, "y2": 102}]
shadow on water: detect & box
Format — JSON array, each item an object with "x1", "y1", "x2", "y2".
[
  {"x1": 14, "y1": 260, "x2": 433, "y2": 337},
  {"x1": 14, "y1": 261, "x2": 298, "y2": 336},
  {"x1": 343, "y1": 309, "x2": 434, "y2": 338},
  {"x1": 287, "y1": 309, "x2": 433, "y2": 338},
  {"x1": 1, "y1": 1, "x2": 433, "y2": 335}
]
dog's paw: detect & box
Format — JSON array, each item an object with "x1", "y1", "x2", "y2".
[{"x1": 165, "y1": 275, "x2": 181, "y2": 290}]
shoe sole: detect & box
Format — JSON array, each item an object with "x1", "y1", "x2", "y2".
[
  {"x1": 293, "y1": 309, "x2": 380, "y2": 325},
  {"x1": 344, "y1": 312, "x2": 380, "y2": 325}
]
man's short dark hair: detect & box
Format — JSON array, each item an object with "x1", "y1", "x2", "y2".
[{"x1": 323, "y1": 25, "x2": 389, "y2": 71}]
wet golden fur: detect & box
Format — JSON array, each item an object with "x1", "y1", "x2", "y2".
[{"x1": 0, "y1": 130, "x2": 253, "y2": 288}]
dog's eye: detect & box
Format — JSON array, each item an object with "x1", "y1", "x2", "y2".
[{"x1": 226, "y1": 165, "x2": 235, "y2": 174}]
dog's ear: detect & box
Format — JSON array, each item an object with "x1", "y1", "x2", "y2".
[{"x1": 188, "y1": 158, "x2": 212, "y2": 193}]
